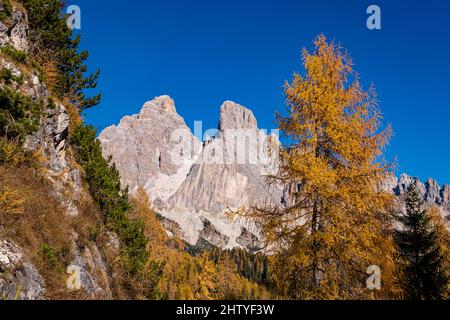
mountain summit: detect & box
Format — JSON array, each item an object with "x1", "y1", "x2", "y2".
[
  {"x1": 100, "y1": 97, "x2": 281, "y2": 250},
  {"x1": 100, "y1": 97, "x2": 450, "y2": 251}
]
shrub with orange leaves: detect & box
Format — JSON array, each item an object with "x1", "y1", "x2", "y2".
[{"x1": 0, "y1": 186, "x2": 24, "y2": 215}]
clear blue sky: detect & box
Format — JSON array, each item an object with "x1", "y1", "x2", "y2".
[{"x1": 74, "y1": 0, "x2": 450, "y2": 185}]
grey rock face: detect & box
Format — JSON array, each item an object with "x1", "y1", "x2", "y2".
[
  {"x1": 396, "y1": 173, "x2": 421, "y2": 195},
  {"x1": 168, "y1": 101, "x2": 280, "y2": 214},
  {"x1": 378, "y1": 172, "x2": 399, "y2": 193},
  {"x1": 100, "y1": 97, "x2": 280, "y2": 250},
  {"x1": 99, "y1": 96, "x2": 202, "y2": 204},
  {"x1": 0, "y1": 7, "x2": 29, "y2": 51},
  {"x1": 391, "y1": 174, "x2": 449, "y2": 209},
  {"x1": 9, "y1": 10, "x2": 29, "y2": 51},
  {"x1": 25, "y1": 105, "x2": 70, "y2": 173},
  {"x1": 67, "y1": 236, "x2": 112, "y2": 300},
  {"x1": 198, "y1": 217, "x2": 230, "y2": 248},
  {"x1": 24, "y1": 104, "x2": 81, "y2": 217},
  {"x1": 0, "y1": 239, "x2": 46, "y2": 300},
  {"x1": 383, "y1": 173, "x2": 450, "y2": 218},
  {"x1": 236, "y1": 228, "x2": 264, "y2": 253},
  {"x1": 425, "y1": 178, "x2": 442, "y2": 204},
  {"x1": 441, "y1": 185, "x2": 450, "y2": 208},
  {"x1": 219, "y1": 101, "x2": 258, "y2": 130}
]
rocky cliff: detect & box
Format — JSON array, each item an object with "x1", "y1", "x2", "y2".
[
  {"x1": 100, "y1": 96, "x2": 450, "y2": 251},
  {"x1": 99, "y1": 96, "x2": 203, "y2": 203},
  {"x1": 383, "y1": 173, "x2": 450, "y2": 214},
  {"x1": 100, "y1": 97, "x2": 282, "y2": 251},
  {"x1": 0, "y1": 4, "x2": 116, "y2": 300}
]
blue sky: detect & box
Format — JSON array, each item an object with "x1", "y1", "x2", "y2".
[{"x1": 74, "y1": 0, "x2": 450, "y2": 185}]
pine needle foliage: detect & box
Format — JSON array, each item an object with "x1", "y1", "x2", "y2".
[
  {"x1": 19, "y1": 0, "x2": 100, "y2": 110},
  {"x1": 71, "y1": 123, "x2": 148, "y2": 275},
  {"x1": 395, "y1": 184, "x2": 448, "y2": 300}
]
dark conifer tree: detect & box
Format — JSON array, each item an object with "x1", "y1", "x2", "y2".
[
  {"x1": 20, "y1": 0, "x2": 101, "y2": 110},
  {"x1": 395, "y1": 182, "x2": 447, "y2": 300}
]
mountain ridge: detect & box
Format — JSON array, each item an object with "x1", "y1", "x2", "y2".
[{"x1": 100, "y1": 95, "x2": 450, "y2": 251}]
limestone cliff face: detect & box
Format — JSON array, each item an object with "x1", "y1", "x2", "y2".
[
  {"x1": 0, "y1": 5, "x2": 29, "y2": 51},
  {"x1": 0, "y1": 240, "x2": 45, "y2": 300},
  {"x1": 100, "y1": 97, "x2": 281, "y2": 250},
  {"x1": 168, "y1": 101, "x2": 280, "y2": 214},
  {"x1": 388, "y1": 173, "x2": 450, "y2": 214},
  {"x1": 100, "y1": 96, "x2": 450, "y2": 251},
  {"x1": 99, "y1": 96, "x2": 203, "y2": 205}
]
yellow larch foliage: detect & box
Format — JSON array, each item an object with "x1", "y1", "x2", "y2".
[
  {"x1": 248, "y1": 35, "x2": 399, "y2": 299},
  {"x1": 130, "y1": 187, "x2": 273, "y2": 300},
  {"x1": 428, "y1": 205, "x2": 450, "y2": 299},
  {"x1": 0, "y1": 186, "x2": 24, "y2": 215},
  {"x1": 131, "y1": 187, "x2": 169, "y2": 248},
  {"x1": 42, "y1": 60, "x2": 60, "y2": 96},
  {"x1": 195, "y1": 252, "x2": 217, "y2": 300},
  {"x1": 0, "y1": 138, "x2": 22, "y2": 165}
]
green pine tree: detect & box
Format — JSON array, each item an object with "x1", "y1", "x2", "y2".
[
  {"x1": 395, "y1": 182, "x2": 447, "y2": 300},
  {"x1": 71, "y1": 123, "x2": 148, "y2": 275},
  {"x1": 20, "y1": 0, "x2": 101, "y2": 110}
]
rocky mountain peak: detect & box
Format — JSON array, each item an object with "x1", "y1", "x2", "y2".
[
  {"x1": 397, "y1": 173, "x2": 424, "y2": 195},
  {"x1": 99, "y1": 97, "x2": 450, "y2": 252},
  {"x1": 100, "y1": 98, "x2": 280, "y2": 251},
  {"x1": 392, "y1": 174, "x2": 450, "y2": 212},
  {"x1": 219, "y1": 101, "x2": 258, "y2": 131},
  {"x1": 99, "y1": 96, "x2": 202, "y2": 203},
  {"x1": 138, "y1": 95, "x2": 177, "y2": 118},
  {"x1": 425, "y1": 178, "x2": 441, "y2": 204}
]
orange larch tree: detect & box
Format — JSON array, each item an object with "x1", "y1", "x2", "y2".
[{"x1": 248, "y1": 35, "x2": 401, "y2": 299}]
